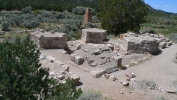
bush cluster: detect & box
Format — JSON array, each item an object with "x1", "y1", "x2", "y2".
[
  {"x1": 72, "y1": 6, "x2": 96, "y2": 15},
  {"x1": 23, "y1": 20, "x2": 40, "y2": 29},
  {"x1": 1, "y1": 21, "x2": 10, "y2": 31},
  {"x1": 78, "y1": 89, "x2": 113, "y2": 100},
  {"x1": 0, "y1": 6, "x2": 100, "y2": 40},
  {"x1": 1, "y1": 7, "x2": 87, "y2": 30},
  {"x1": 21, "y1": 6, "x2": 32, "y2": 14}
]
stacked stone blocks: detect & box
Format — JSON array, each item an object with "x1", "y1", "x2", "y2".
[
  {"x1": 84, "y1": 8, "x2": 92, "y2": 24},
  {"x1": 31, "y1": 31, "x2": 68, "y2": 49},
  {"x1": 82, "y1": 28, "x2": 107, "y2": 44}
]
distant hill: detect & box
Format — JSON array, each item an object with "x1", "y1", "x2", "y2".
[
  {"x1": 0, "y1": 0, "x2": 176, "y2": 17},
  {"x1": 0, "y1": 0, "x2": 100, "y2": 11},
  {"x1": 146, "y1": 4, "x2": 177, "y2": 17}
]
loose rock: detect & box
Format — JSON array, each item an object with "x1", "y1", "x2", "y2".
[
  {"x1": 57, "y1": 74, "x2": 65, "y2": 80},
  {"x1": 75, "y1": 56, "x2": 84, "y2": 65},
  {"x1": 62, "y1": 65, "x2": 69, "y2": 71},
  {"x1": 92, "y1": 49, "x2": 101, "y2": 55},
  {"x1": 71, "y1": 74, "x2": 80, "y2": 83},
  {"x1": 89, "y1": 70, "x2": 106, "y2": 78},
  {"x1": 159, "y1": 42, "x2": 167, "y2": 49},
  {"x1": 122, "y1": 81, "x2": 129, "y2": 86}
]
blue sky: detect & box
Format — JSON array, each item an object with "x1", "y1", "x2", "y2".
[{"x1": 144, "y1": 0, "x2": 177, "y2": 13}]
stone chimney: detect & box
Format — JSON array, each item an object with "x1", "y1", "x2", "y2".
[{"x1": 84, "y1": 8, "x2": 92, "y2": 25}]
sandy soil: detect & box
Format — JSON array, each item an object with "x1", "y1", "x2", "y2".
[{"x1": 40, "y1": 43, "x2": 177, "y2": 100}]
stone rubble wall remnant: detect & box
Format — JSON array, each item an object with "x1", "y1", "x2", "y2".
[
  {"x1": 31, "y1": 29, "x2": 68, "y2": 49},
  {"x1": 117, "y1": 32, "x2": 172, "y2": 54}
]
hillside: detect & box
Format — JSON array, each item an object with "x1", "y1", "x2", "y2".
[
  {"x1": 0, "y1": 0, "x2": 100, "y2": 11},
  {"x1": 146, "y1": 4, "x2": 176, "y2": 17},
  {"x1": 0, "y1": 0, "x2": 176, "y2": 17}
]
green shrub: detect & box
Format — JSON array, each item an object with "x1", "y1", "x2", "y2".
[
  {"x1": 85, "y1": 22, "x2": 97, "y2": 28},
  {"x1": 34, "y1": 10, "x2": 42, "y2": 14},
  {"x1": 78, "y1": 89, "x2": 103, "y2": 100},
  {"x1": 72, "y1": 6, "x2": 96, "y2": 15},
  {"x1": 1, "y1": 21, "x2": 10, "y2": 31},
  {"x1": 170, "y1": 34, "x2": 177, "y2": 43},
  {"x1": 0, "y1": 36, "x2": 82, "y2": 99},
  {"x1": 21, "y1": 6, "x2": 32, "y2": 14},
  {"x1": 148, "y1": 29, "x2": 156, "y2": 34},
  {"x1": 23, "y1": 20, "x2": 40, "y2": 29}
]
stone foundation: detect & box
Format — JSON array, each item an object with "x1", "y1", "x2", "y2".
[
  {"x1": 31, "y1": 30, "x2": 68, "y2": 49},
  {"x1": 116, "y1": 36, "x2": 159, "y2": 54},
  {"x1": 82, "y1": 28, "x2": 107, "y2": 44}
]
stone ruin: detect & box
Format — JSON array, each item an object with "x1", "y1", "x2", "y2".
[
  {"x1": 82, "y1": 28, "x2": 107, "y2": 44},
  {"x1": 84, "y1": 8, "x2": 92, "y2": 25},
  {"x1": 32, "y1": 28, "x2": 173, "y2": 79},
  {"x1": 31, "y1": 29, "x2": 68, "y2": 49},
  {"x1": 116, "y1": 37, "x2": 159, "y2": 54},
  {"x1": 115, "y1": 32, "x2": 172, "y2": 55}
]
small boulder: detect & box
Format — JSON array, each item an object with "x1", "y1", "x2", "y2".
[
  {"x1": 150, "y1": 34, "x2": 154, "y2": 37},
  {"x1": 75, "y1": 56, "x2": 84, "y2": 65},
  {"x1": 71, "y1": 74, "x2": 80, "y2": 83},
  {"x1": 70, "y1": 54, "x2": 76, "y2": 62},
  {"x1": 110, "y1": 75, "x2": 118, "y2": 81},
  {"x1": 76, "y1": 44, "x2": 83, "y2": 50},
  {"x1": 62, "y1": 65, "x2": 69, "y2": 71},
  {"x1": 92, "y1": 49, "x2": 101, "y2": 55},
  {"x1": 60, "y1": 71, "x2": 66, "y2": 74},
  {"x1": 159, "y1": 42, "x2": 167, "y2": 49},
  {"x1": 130, "y1": 78, "x2": 136, "y2": 82},
  {"x1": 57, "y1": 74, "x2": 65, "y2": 80},
  {"x1": 39, "y1": 54, "x2": 46, "y2": 60},
  {"x1": 89, "y1": 70, "x2": 106, "y2": 78},
  {"x1": 89, "y1": 62, "x2": 97, "y2": 67},
  {"x1": 120, "y1": 91, "x2": 123, "y2": 94},
  {"x1": 122, "y1": 81, "x2": 129, "y2": 86},
  {"x1": 49, "y1": 71, "x2": 55, "y2": 76},
  {"x1": 167, "y1": 41, "x2": 172, "y2": 46},
  {"x1": 48, "y1": 56, "x2": 55, "y2": 62},
  {"x1": 125, "y1": 72, "x2": 136, "y2": 79},
  {"x1": 87, "y1": 58, "x2": 94, "y2": 64},
  {"x1": 104, "y1": 73, "x2": 110, "y2": 79},
  {"x1": 107, "y1": 44, "x2": 114, "y2": 51}
]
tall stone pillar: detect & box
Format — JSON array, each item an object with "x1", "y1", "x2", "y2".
[{"x1": 84, "y1": 8, "x2": 92, "y2": 24}]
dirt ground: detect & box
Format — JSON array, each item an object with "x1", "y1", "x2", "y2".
[{"x1": 40, "y1": 42, "x2": 177, "y2": 100}]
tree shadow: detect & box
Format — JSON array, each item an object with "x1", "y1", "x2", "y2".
[
  {"x1": 103, "y1": 38, "x2": 110, "y2": 42},
  {"x1": 65, "y1": 48, "x2": 73, "y2": 55},
  {"x1": 75, "y1": 81, "x2": 83, "y2": 86},
  {"x1": 151, "y1": 49, "x2": 162, "y2": 56},
  {"x1": 119, "y1": 66, "x2": 127, "y2": 70}
]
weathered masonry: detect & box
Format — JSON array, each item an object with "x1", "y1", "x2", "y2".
[
  {"x1": 31, "y1": 30, "x2": 68, "y2": 49},
  {"x1": 82, "y1": 28, "x2": 107, "y2": 44}
]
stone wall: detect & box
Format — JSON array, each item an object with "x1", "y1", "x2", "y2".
[
  {"x1": 116, "y1": 32, "x2": 172, "y2": 54},
  {"x1": 31, "y1": 30, "x2": 68, "y2": 49},
  {"x1": 84, "y1": 8, "x2": 92, "y2": 24},
  {"x1": 116, "y1": 33, "x2": 159, "y2": 54},
  {"x1": 82, "y1": 28, "x2": 107, "y2": 44}
]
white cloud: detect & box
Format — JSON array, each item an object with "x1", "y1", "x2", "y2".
[{"x1": 165, "y1": 5, "x2": 170, "y2": 7}]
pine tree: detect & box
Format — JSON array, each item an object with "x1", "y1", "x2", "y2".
[{"x1": 0, "y1": 35, "x2": 82, "y2": 100}]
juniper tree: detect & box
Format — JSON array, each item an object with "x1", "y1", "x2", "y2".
[
  {"x1": 0, "y1": 35, "x2": 82, "y2": 100},
  {"x1": 97, "y1": 0, "x2": 148, "y2": 35}
]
